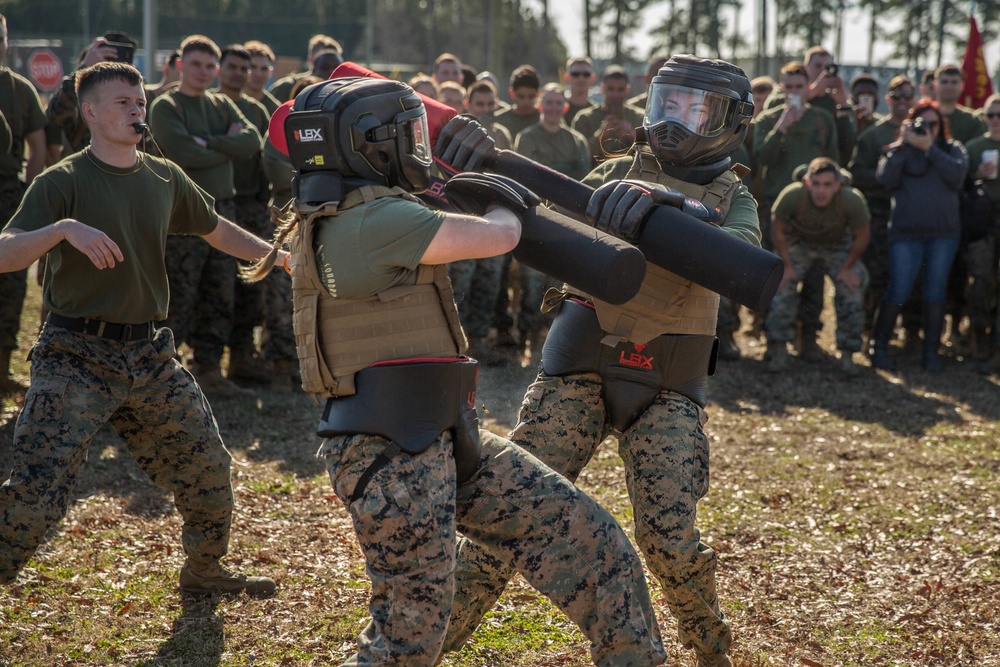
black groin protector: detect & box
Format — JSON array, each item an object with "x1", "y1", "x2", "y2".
[{"x1": 318, "y1": 359, "x2": 482, "y2": 483}]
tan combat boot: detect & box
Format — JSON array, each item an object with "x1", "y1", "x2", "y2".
[
  {"x1": 191, "y1": 361, "x2": 253, "y2": 400},
  {"x1": 179, "y1": 559, "x2": 276, "y2": 597}
]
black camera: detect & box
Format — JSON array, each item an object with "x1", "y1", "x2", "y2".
[
  {"x1": 825, "y1": 63, "x2": 839, "y2": 77},
  {"x1": 912, "y1": 117, "x2": 928, "y2": 135}
]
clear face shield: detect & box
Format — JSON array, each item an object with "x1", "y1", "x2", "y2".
[
  {"x1": 395, "y1": 106, "x2": 432, "y2": 192},
  {"x1": 400, "y1": 108, "x2": 432, "y2": 167},
  {"x1": 644, "y1": 84, "x2": 734, "y2": 137}
]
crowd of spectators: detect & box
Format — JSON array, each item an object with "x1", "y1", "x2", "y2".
[{"x1": 2, "y1": 18, "x2": 999, "y2": 397}]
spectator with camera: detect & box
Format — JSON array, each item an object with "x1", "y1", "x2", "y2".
[
  {"x1": 872, "y1": 100, "x2": 968, "y2": 372},
  {"x1": 849, "y1": 75, "x2": 918, "y2": 334}
]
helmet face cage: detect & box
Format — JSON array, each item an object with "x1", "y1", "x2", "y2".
[
  {"x1": 642, "y1": 57, "x2": 753, "y2": 167},
  {"x1": 285, "y1": 77, "x2": 433, "y2": 193}
]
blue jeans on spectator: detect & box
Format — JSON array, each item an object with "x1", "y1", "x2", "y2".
[{"x1": 885, "y1": 237, "x2": 960, "y2": 305}]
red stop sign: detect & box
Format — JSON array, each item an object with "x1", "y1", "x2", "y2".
[{"x1": 28, "y1": 49, "x2": 64, "y2": 91}]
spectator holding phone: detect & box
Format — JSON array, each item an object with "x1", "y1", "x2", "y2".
[{"x1": 872, "y1": 100, "x2": 968, "y2": 372}]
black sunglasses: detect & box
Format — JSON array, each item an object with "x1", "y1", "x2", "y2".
[
  {"x1": 888, "y1": 92, "x2": 914, "y2": 100},
  {"x1": 986, "y1": 112, "x2": 1000, "y2": 119},
  {"x1": 569, "y1": 71, "x2": 592, "y2": 78}
]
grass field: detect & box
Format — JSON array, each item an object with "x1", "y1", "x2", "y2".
[{"x1": 1, "y1": 276, "x2": 998, "y2": 666}]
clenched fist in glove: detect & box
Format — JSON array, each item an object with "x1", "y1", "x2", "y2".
[
  {"x1": 443, "y1": 173, "x2": 541, "y2": 216},
  {"x1": 586, "y1": 179, "x2": 721, "y2": 242},
  {"x1": 434, "y1": 115, "x2": 497, "y2": 173}
]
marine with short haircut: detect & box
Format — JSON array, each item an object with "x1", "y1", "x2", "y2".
[
  {"x1": 765, "y1": 157, "x2": 871, "y2": 375},
  {"x1": 0, "y1": 60, "x2": 279, "y2": 598},
  {"x1": 148, "y1": 35, "x2": 263, "y2": 399}
]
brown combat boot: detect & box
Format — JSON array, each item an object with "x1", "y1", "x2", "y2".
[
  {"x1": 191, "y1": 361, "x2": 253, "y2": 400},
  {"x1": 179, "y1": 559, "x2": 276, "y2": 597}
]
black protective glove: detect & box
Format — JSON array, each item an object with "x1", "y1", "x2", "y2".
[
  {"x1": 443, "y1": 173, "x2": 541, "y2": 216},
  {"x1": 586, "y1": 179, "x2": 721, "y2": 242},
  {"x1": 434, "y1": 115, "x2": 497, "y2": 174}
]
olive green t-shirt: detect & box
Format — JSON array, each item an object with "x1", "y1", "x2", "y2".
[
  {"x1": 944, "y1": 106, "x2": 987, "y2": 145},
  {"x1": 773, "y1": 181, "x2": 870, "y2": 245},
  {"x1": 4, "y1": 151, "x2": 218, "y2": 323},
  {"x1": 514, "y1": 122, "x2": 593, "y2": 180},
  {"x1": 494, "y1": 107, "x2": 541, "y2": 142},
  {"x1": 313, "y1": 196, "x2": 446, "y2": 299},
  {"x1": 0, "y1": 68, "x2": 47, "y2": 178}
]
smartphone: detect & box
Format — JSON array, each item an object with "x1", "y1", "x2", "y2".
[
  {"x1": 826, "y1": 63, "x2": 839, "y2": 77},
  {"x1": 786, "y1": 94, "x2": 802, "y2": 110},
  {"x1": 106, "y1": 40, "x2": 135, "y2": 64}
]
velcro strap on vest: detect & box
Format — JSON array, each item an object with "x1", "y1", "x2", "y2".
[
  {"x1": 541, "y1": 299, "x2": 717, "y2": 431},
  {"x1": 318, "y1": 359, "x2": 483, "y2": 482}
]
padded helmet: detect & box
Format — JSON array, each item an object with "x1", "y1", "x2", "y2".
[
  {"x1": 284, "y1": 76, "x2": 432, "y2": 193},
  {"x1": 641, "y1": 55, "x2": 754, "y2": 167}
]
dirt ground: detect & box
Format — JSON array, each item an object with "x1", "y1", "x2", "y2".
[{"x1": 1, "y1": 282, "x2": 999, "y2": 666}]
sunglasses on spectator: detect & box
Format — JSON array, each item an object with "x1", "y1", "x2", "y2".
[
  {"x1": 569, "y1": 71, "x2": 592, "y2": 78},
  {"x1": 888, "y1": 92, "x2": 914, "y2": 100},
  {"x1": 986, "y1": 112, "x2": 1000, "y2": 119}
]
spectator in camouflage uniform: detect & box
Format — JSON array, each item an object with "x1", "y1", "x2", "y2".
[
  {"x1": 441, "y1": 54, "x2": 759, "y2": 667},
  {"x1": 214, "y1": 45, "x2": 295, "y2": 391},
  {"x1": 0, "y1": 13, "x2": 47, "y2": 395},
  {"x1": 450, "y1": 80, "x2": 514, "y2": 365},
  {"x1": 511, "y1": 83, "x2": 593, "y2": 358},
  {"x1": 252, "y1": 76, "x2": 665, "y2": 666},
  {"x1": 148, "y1": 35, "x2": 262, "y2": 399},
  {"x1": 46, "y1": 33, "x2": 138, "y2": 164},
  {"x1": 0, "y1": 61, "x2": 277, "y2": 597},
  {"x1": 765, "y1": 157, "x2": 871, "y2": 375}
]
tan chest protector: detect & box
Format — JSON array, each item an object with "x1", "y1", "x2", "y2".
[
  {"x1": 287, "y1": 186, "x2": 467, "y2": 398},
  {"x1": 583, "y1": 150, "x2": 748, "y2": 345}
]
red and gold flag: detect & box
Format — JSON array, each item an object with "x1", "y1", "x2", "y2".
[{"x1": 961, "y1": 16, "x2": 993, "y2": 109}]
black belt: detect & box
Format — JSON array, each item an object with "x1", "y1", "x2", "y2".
[{"x1": 47, "y1": 314, "x2": 156, "y2": 342}]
